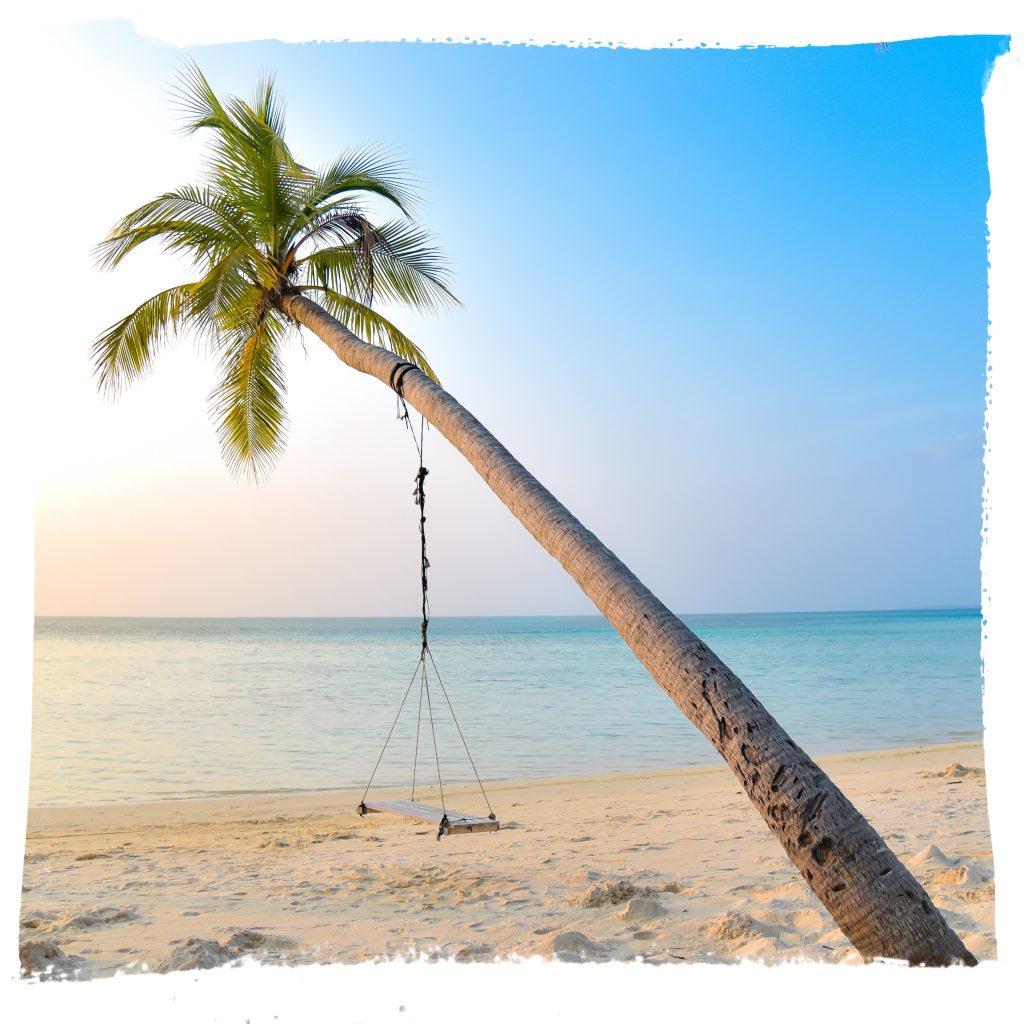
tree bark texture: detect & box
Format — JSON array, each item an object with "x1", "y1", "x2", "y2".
[{"x1": 281, "y1": 293, "x2": 977, "y2": 966}]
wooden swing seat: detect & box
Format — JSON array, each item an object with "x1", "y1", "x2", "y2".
[{"x1": 358, "y1": 799, "x2": 500, "y2": 837}]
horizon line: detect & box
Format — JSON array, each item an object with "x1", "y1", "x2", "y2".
[{"x1": 34, "y1": 605, "x2": 983, "y2": 620}]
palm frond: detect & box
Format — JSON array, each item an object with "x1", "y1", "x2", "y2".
[
  {"x1": 95, "y1": 186, "x2": 255, "y2": 271},
  {"x1": 247, "y1": 69, "x2": 288, "y2": 139},
  {"x1": 172, "y1": 59, "x2": 233, "y2": 135},
  {"x1": 300, "y1": 220, "x2": 458, "y2": 314},
  {"x1": 300, "y1": 146, "x2": 419, "y2": 217},
  {"x1": 283, "y1": 202, "x2": 369, "y2": 261},
  {"x1": 189, "y1": 248, "x2": 269, "y2": 339},
  {"x1": 294, "y1": 210, "x2": 378, "y2": 305},
  {"x1": 210, "y1": 313, "x2": 290, "y2": 480},
  {"x1": 92, "y1": 284, "x2": 198, "y2": 396}
]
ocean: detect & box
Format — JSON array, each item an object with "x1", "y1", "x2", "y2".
[{"x1": 29, "y1": 609, "x2": 984, "y2": 807}]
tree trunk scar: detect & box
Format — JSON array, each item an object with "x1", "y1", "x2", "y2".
[
  {"x1": 801, "y1": 790, "x2": 828, "y2": 827},
  {"x1": 811, "y1": 837, "x2": 835, "y2": 865}
]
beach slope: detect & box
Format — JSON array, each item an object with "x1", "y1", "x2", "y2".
[{"x1": 20, "y1": 741, "x2": 993, "y2": 977}]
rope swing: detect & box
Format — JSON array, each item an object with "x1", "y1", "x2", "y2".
[{"x1": 357, "y1": 365, "x2": 499, "y2": 840}]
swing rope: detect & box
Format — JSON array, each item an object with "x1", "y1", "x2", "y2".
[
  {"x1": 358, "y1": 366, "x2": 495, "y2": 823},
  {"x1": 425, "y1": 646, "x2": 494, "y2": 818},
  {"x1": 359, "y1": 657, "x2": 424, "y2": 806},
  {"x1": 411, "y1": 657, "x2": 425, "y2": 802}
]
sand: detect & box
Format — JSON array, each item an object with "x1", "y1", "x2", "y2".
[{"x1": 19, "y1": 741, "x2": 993, "y2": 978}]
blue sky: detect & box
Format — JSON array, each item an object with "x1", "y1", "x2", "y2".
[{"x1": 31, "y1": 25, "x2": 1007, "y2": 615}]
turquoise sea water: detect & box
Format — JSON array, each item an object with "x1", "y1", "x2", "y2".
[{"x1": 29, "y1": 610, "x2": 983, "y2": 807}]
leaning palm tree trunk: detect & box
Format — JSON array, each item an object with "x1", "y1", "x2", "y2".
[{"x1": 282, "y1": 293, "x2": 975, "y2": 967}]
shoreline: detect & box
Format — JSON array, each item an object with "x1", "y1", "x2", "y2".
[
  {"x1": 26, "y1": 737, "x2": 986, "y2": 817},
  {"x1": 21, "y1": 740, "x2": 993, "y2": 976}
]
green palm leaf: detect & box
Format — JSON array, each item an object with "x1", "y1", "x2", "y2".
[
  {"x1": 299, "y1": 146, "x2": 419, "y2": 217},
  {"x1": 92, "y1": 284, "x2": 199, "y2": 396},
  {"x1": 95, "y1": 61, "x2": 457, "y2": 479},
  {"x1": 95, "y1": 186, "x2": 254, "y2": 271},
  {"x1": 301, "y1": 220, "x2": 458, "y2": 313},
  {"x1": 210, "y1": 313, "x2": 290, "y2": 481}
]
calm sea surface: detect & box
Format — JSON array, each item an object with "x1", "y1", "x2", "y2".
[{"x1": 30, "y1": 610, "x2": 983, "y2": 807}]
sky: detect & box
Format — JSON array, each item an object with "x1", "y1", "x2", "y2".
[{"x1": 25, "y1": 24, "x2": 1007, "y2": 616}]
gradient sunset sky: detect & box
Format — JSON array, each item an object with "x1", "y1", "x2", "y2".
[{"x1": 30, "y1": 24, "x2": 1006, "y2": 616}]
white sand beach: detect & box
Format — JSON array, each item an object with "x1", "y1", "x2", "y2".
[{"x1": 19, "y1": 741, "x2": 993, "y2": 978}]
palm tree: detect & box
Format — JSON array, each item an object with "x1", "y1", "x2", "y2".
[{"x1": 94, "y1": 63, "x2": 975, "y2": 966}]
